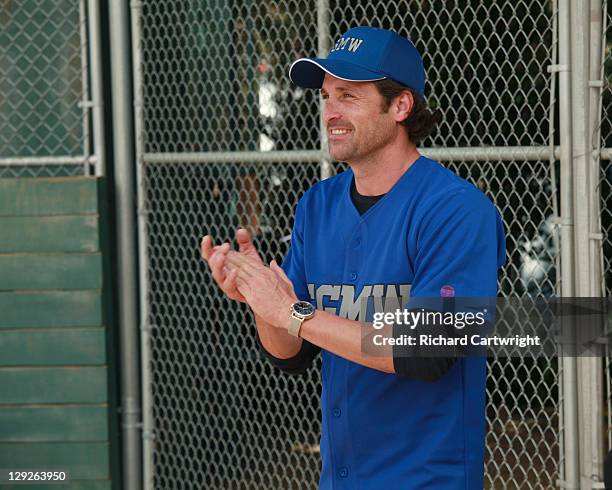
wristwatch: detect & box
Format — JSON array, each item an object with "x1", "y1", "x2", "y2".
[{"x1": 287, "y1": 301, "x2": 316, "y2": 337}]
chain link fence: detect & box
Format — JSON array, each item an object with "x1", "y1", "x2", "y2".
[
  {"x1": 0, "y1": 0, "x2": 90, "y2": 177},
  {"x1": 0, "y1": 0, "x2": 607, "y2": 487},
  {"x1": 144, "y1": 161, "x2": 321, "y2": 489},
  {"x1": 137, "y1": 1, "x2": 567, "y2": 489},
  {"x1": 448, "y1": 158, "x2": 559, "y2": 489}
]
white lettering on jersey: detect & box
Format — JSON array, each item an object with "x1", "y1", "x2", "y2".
[
  {"x1": 315, "y1": 284, "x2": 342, "y2": 314},
  {"x1": 308, "y1": 283, "x2": 412, "y2": 321},
  {"x1": 338, "y1": 285, "x2": 372, "y2": 320}
]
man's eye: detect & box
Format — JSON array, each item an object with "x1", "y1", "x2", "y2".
[{"x1": 341, "y1": 93, "x2": 354, "y2": 99}]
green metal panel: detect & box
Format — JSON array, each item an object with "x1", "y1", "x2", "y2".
[
  {"x1": 0, "y1": 253, "x2": 102, "y2": 290},
  {"x1": 0, "y1": 178, "x2": 98, "y2": 216},
  {"x1": 0, "y1": 406, "x2": 108, "y2": 442},
  {"x1": 1, "y1": 482, "x2": 111, "y2": 490},
  {"x1": 0, "y1": 177, "x2": 119, "y2": 489},
  {"x1": 0, "y1": 329, "x2": 106, "y2": 366},
  {"x1": 0, "y1": 291, "x2": 102, "y2": 328},
  {"x1": 0, "y1": 442, "x2": 109, "y2": 479},
  {"x1": 0, "y1": 367, "x2": 107, "y2": 404},
  {"x1": 0, "y1": 216, "x2": 99, "y2": 253}
]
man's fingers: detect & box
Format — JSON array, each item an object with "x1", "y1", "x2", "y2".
[
  {"x1": 234, "y1": 269, "x2": 250, "y2": 289},
  {"x1": 201, "y1": 237, "x2": 253, "y2": 304},
  {"x1": 225, "y1": 250, "x2": 250, "y2": 266},
  {"x1": 210, "y1": 243, "x2": 230, "y2": 267},
  {"x1": 222, "y1": 267, "x2": 238, "y2": 291},
  {"x1": 222, "y1": 268, "x2": 245, "y2": 301},
  {"x1": 209, "y1": 251, "x2": 226, "y2": 284},
  {"x1": 208, "y1": 245, "x2": 231, "y2": 284},
  {"x1": 225, "y1": 250, "x2": 262, "y2": 274},
  {"x1": 201, "y1": 235, "x2": 232, "y2": 263},
  {"x1": 200, "y1": 235, "x2": 214, "y2": 261}
]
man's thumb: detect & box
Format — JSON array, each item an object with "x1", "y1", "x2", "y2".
[{"x1": 236, "y1": 228, "x2": 255, "y2": 253}]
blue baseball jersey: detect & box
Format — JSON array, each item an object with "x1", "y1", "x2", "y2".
[{"x1": 281, "y1": 156, "x2": 506, "y2": 489}]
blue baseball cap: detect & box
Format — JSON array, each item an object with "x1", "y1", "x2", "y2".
[{"x1": 289, "y1": 26, "x2": 426, "y2": 97}]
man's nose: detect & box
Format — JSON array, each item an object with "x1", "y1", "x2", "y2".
[{"x1": 323, "y1": 99, "x2": 341, "y2": 125}]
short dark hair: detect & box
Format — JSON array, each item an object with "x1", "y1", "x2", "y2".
[{"x1": 374, "y1": 79, "x2": 441, "y2": 145}]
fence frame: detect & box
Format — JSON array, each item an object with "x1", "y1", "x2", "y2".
[{"x1": 0, "y1": 0, "x2": 104, "y2": 177}]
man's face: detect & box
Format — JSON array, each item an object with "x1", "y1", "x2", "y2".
[{"x1": 320, "y1": 74, "x2": 398, "y2": 164}]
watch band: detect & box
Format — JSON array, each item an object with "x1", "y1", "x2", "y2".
[{"x1": 287, "y1": 313, "x2": 304, "y2": 337}]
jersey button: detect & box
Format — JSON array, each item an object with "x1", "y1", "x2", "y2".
[
  {"x1": 332, "y1": 408, "x2": 341, "y2": 417},
  {"x1": 339, "y1": 467, "x2": 349, "y2": 478},
  {"x1": 349, "y1": 272, "x2": 357, "y2": 281}
]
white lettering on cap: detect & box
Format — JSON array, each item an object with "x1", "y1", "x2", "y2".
[
  {"x1": 347, "y1": 38, "x2": 363, "y2": 52},
  {"x1": 330, "y1": 36, "x2": 364, "y2": 54}
]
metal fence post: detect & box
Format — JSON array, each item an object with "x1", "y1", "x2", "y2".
[
  {"x1": 570, "y1": 0, "x2": 606, "y2": 488},
  {"x1": 557, "y1": 0, "x2": 581, "y2": 487},
  {"x1": 588, "y1": 0, "x2": 606, "y2": 300},
  {"x1": 129, "y1": 0, "x2": 154, "y2": 488},
  {"x1": 587, "y1": 0, "x2": 607, "y2": 484},
  {"x1": 78, "y1": 0, "x2": 92, "y2": 176},
  {"x1": 317, "y1": 0, "x2": 332, "y2": 180},
  {"x1": 87, "y1": 0, "x2": 106, "y2": 177},
  {"x1": 108, "y1": 0, "x2": 143, "y2": 488}
]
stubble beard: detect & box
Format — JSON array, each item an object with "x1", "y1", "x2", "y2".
[
  {"x1": 329, "y1": 122, "x2": 395, "y2": 165},
  {"x1": 328, "y1": 139, "x2": 358, "y2": 162}
]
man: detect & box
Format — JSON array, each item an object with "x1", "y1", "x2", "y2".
[{"x1": 201, "y1": 26, "x2": 506, "y2": 489}]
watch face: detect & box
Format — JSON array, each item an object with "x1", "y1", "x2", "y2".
[{"x1": 293, "y1": 301, "x2": 315, "y2": 317}]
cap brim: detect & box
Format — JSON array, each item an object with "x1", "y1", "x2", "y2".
[{"x1": 289, "y1": 58, "x2": 386, "y2": 88}]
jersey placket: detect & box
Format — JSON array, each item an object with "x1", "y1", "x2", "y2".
[{"x1": 329, "y1": 221, "x2": 366, "y2": 489}]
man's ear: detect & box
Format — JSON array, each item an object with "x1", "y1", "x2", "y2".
[{"x1": 393, "y1": 90, "x2": 414, "y2": 123}]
